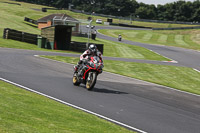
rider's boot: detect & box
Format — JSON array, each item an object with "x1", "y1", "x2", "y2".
[
  {"x1": 74, "y1": 60, "x2": 83, "y2": 72},
  {"x1": 74, "y1": 63, "x2": 82, "y2": 72}
]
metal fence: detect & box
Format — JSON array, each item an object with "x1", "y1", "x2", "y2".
[
  {"x1": 110, "y1": 23, "x2": 152, "y2": 29},
  {"x1": 3, "y1": 28, "x2": 38, "y2": 45},
  {"x1": 153, "y1": 26, "x2": 200, "y2": 30},
  {"x1": 133, "y1": 18, "x2": 200, "y2": 25}
]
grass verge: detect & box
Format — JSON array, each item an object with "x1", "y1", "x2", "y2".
[
  {"x1": 72, "y1": 36, "x2": 170, "y2": 61},
  {"x1": 0, "y1": 80, "x2": 134, "y2": 133},
  {"x1": 41, "y1": 56, "x2": 200, "y2": 95},
  {"x1": 98, "y1": 29, "x2": 200, "y2": 51},
  {"x1": 0, "y1": 38, "x2": 80, "y2": 54}
]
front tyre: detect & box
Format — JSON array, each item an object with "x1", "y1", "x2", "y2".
[
  {"x1": 86, "y1": 72, "x2": 97, "y2": 90},
  {"x1": 73, "y1": 73, "x2": 81, "y2": 86}
]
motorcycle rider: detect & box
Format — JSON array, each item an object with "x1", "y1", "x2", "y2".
[
  {"x1": 74, "y1": 44, "x2": 103, "y2": 76},
  {"x1": 118, "y1": 34, "x2": 122, "y2": 41}
]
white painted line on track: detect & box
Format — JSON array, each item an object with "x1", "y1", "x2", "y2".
[
  {"x1": 149, "y1": 49, "x2": 177, "y2": 63},
  {"x1": 34, "y1": 55, "x2": 76, "y2": 66},
  {"x1": 0, "y1": 77, "x2": 147, "y2": 133},
  {"x1": 193, "y1": 68, "x2": 200, "y2": 73},
  {"x1": 162, "y1": 60, "x2": 178, "y2": 63}
]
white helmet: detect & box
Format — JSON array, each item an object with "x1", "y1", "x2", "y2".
[{"x1": 89, "y1": 44, "x2": 97, "y2": 53}]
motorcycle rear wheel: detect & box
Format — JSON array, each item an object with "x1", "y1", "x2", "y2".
[
  {"x1": 73, "y1": 73, "x2": 81, "y2": 86},
  {"x1": 86, "y1": 72, "x2": 97, "y2": 90}
]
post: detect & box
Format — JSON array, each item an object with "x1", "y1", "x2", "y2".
[
  {"x1": 130, "y1": 14, "x2": 132, "y2": 24},
  {"x1": 5, "y1": 29, "x2": 9, "y2": 39},
  {"x1": 118, "y1": 9, "x2": 120, "y2": 23},
  {"x1": 130, "y1": 14, "x2": 134, "y2": 24},
  {"x1": 87, "y1": 20, "x2": 93, "y2": 48},
  {"x1": 22, "y1": 32, "x2": 24, "y2": 42},
  {"x1": 3, "y1": 28, "x2": 7, "y2": 39}
]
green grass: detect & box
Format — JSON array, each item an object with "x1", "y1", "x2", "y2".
[
  {"x1": 0, "y1": 80, "x2": 134, "y2": 133},
  {"x1": 98, "y1": 29, "x2": 200, "y2": 50},
  {"x1": 127, "y1": 20, "x2": 199, "y2": 28},
  {"x1": 0, "y1": 37, "x2": 81, "y2": 54},
  {"x1": 0, "y1": 0, "x2": 169, "y2": 61},
  {"x1": 72, "y1": 36, "x2": 170, "y2": 61},
  {"x1": 0, "y1": 1, "x2": 41, "y2": 34},
  {"x1": 41, "y1": 56, "x2": 200, "y2": 95}
]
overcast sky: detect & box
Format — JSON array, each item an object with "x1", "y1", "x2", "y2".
[{"x1": 136, "y1": 0, "x2": 195, "y2": 5}]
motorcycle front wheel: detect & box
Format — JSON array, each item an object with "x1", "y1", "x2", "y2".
[
  {"x1": 73, "y1": 73, "x2": 81, "y2": 86},
  {"x1": 86, "y1": 72, "x2": 97, "y2": 90}
]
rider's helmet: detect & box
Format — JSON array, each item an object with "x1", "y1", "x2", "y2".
[{"x1": 89, "y1": 44, "x2": 97, "y2": 54}]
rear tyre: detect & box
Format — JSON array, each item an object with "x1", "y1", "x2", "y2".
[
  {"x1": 73, "y1": 73, "x2": 81, "y2": 86},
  {"x1": 86, "y1": 72, "x2": 97, "y2": 90}
]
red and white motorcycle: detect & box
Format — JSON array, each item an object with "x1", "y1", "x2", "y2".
[{"x1": 73, "y1": 56, "x2": 104, "y2": 90}]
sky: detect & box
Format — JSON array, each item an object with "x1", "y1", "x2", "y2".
[{"x1": 136, "y1": 0, "x2": 195, "y2": 5}]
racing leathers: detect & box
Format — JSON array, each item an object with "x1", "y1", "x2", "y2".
[{"x1": 74, "y1": 49, "x2": 103, "y2": 76}]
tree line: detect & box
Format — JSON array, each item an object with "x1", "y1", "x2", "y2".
[{"x1": 16, "y1": 0, "x2": 200, "y2": 22}]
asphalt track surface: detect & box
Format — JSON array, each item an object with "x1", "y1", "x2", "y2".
[{"x1": 0, "y1": 26, "x2": 200, "y2": 133}]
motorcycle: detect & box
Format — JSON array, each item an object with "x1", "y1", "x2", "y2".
[
  {"x1": 118, "y1": 35, "x2": 122, "y2": 41},
  {"x1": 73, "y1": 56, "x2": 104, "y2": 90}
]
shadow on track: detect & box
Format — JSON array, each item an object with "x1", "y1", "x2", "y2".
[
  {"x1": 78, "y1": 84, "x2": 128, "y2": 94},
  {"x1": 92, "y1": 87, "x2": 129, "y2": 94}
]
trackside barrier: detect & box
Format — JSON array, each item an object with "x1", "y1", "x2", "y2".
[
  {"x1": 3, "y1": 28, "x2": 38, "y2": 45},
  {"x1": 24, "y1": 17, "x2": 38, "y2": 25},
  {"x1": 153, "y1": 26, "x2": 200, "y2": 30},
  {"x1": 110, "y1": 23, "x2": 152, "y2": 29},
  {"x1": 3, "y1": 28, "x2": 104, "y2": 53},
  {"x1": 70, "y1": 41, "x2": 104, "y2": 54}
]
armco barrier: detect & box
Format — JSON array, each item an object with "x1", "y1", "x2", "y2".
[
  {"x1": 133, "y1": 18, "x2": 200, "y2": 25},
  {"x1": 153, "y1": 26, "x2": 200, "y2": 30},
  {"x1": 110, "y1": 23, "x2": 152, "y2": 29}
]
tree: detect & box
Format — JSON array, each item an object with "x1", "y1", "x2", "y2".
[
  {"x1": 135, "y1": 4, "x2": 156, "y2": 19},
  {"x1": 192, "y1": 7, "x2": 200, "y2": 22},
  {"x1": 157, "y1": 4, "x2": 166, "y2": 20},
  {"x1": 15, "y1": 0, "x2": 200, "y2": 22}
]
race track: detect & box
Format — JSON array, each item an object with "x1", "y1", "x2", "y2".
[
  {"x1": 0, "y1": 48, "x2": 200, "y2": 133},
  {"x1": 1, "y1": 25, "x2": 200, "y2": 133}
]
